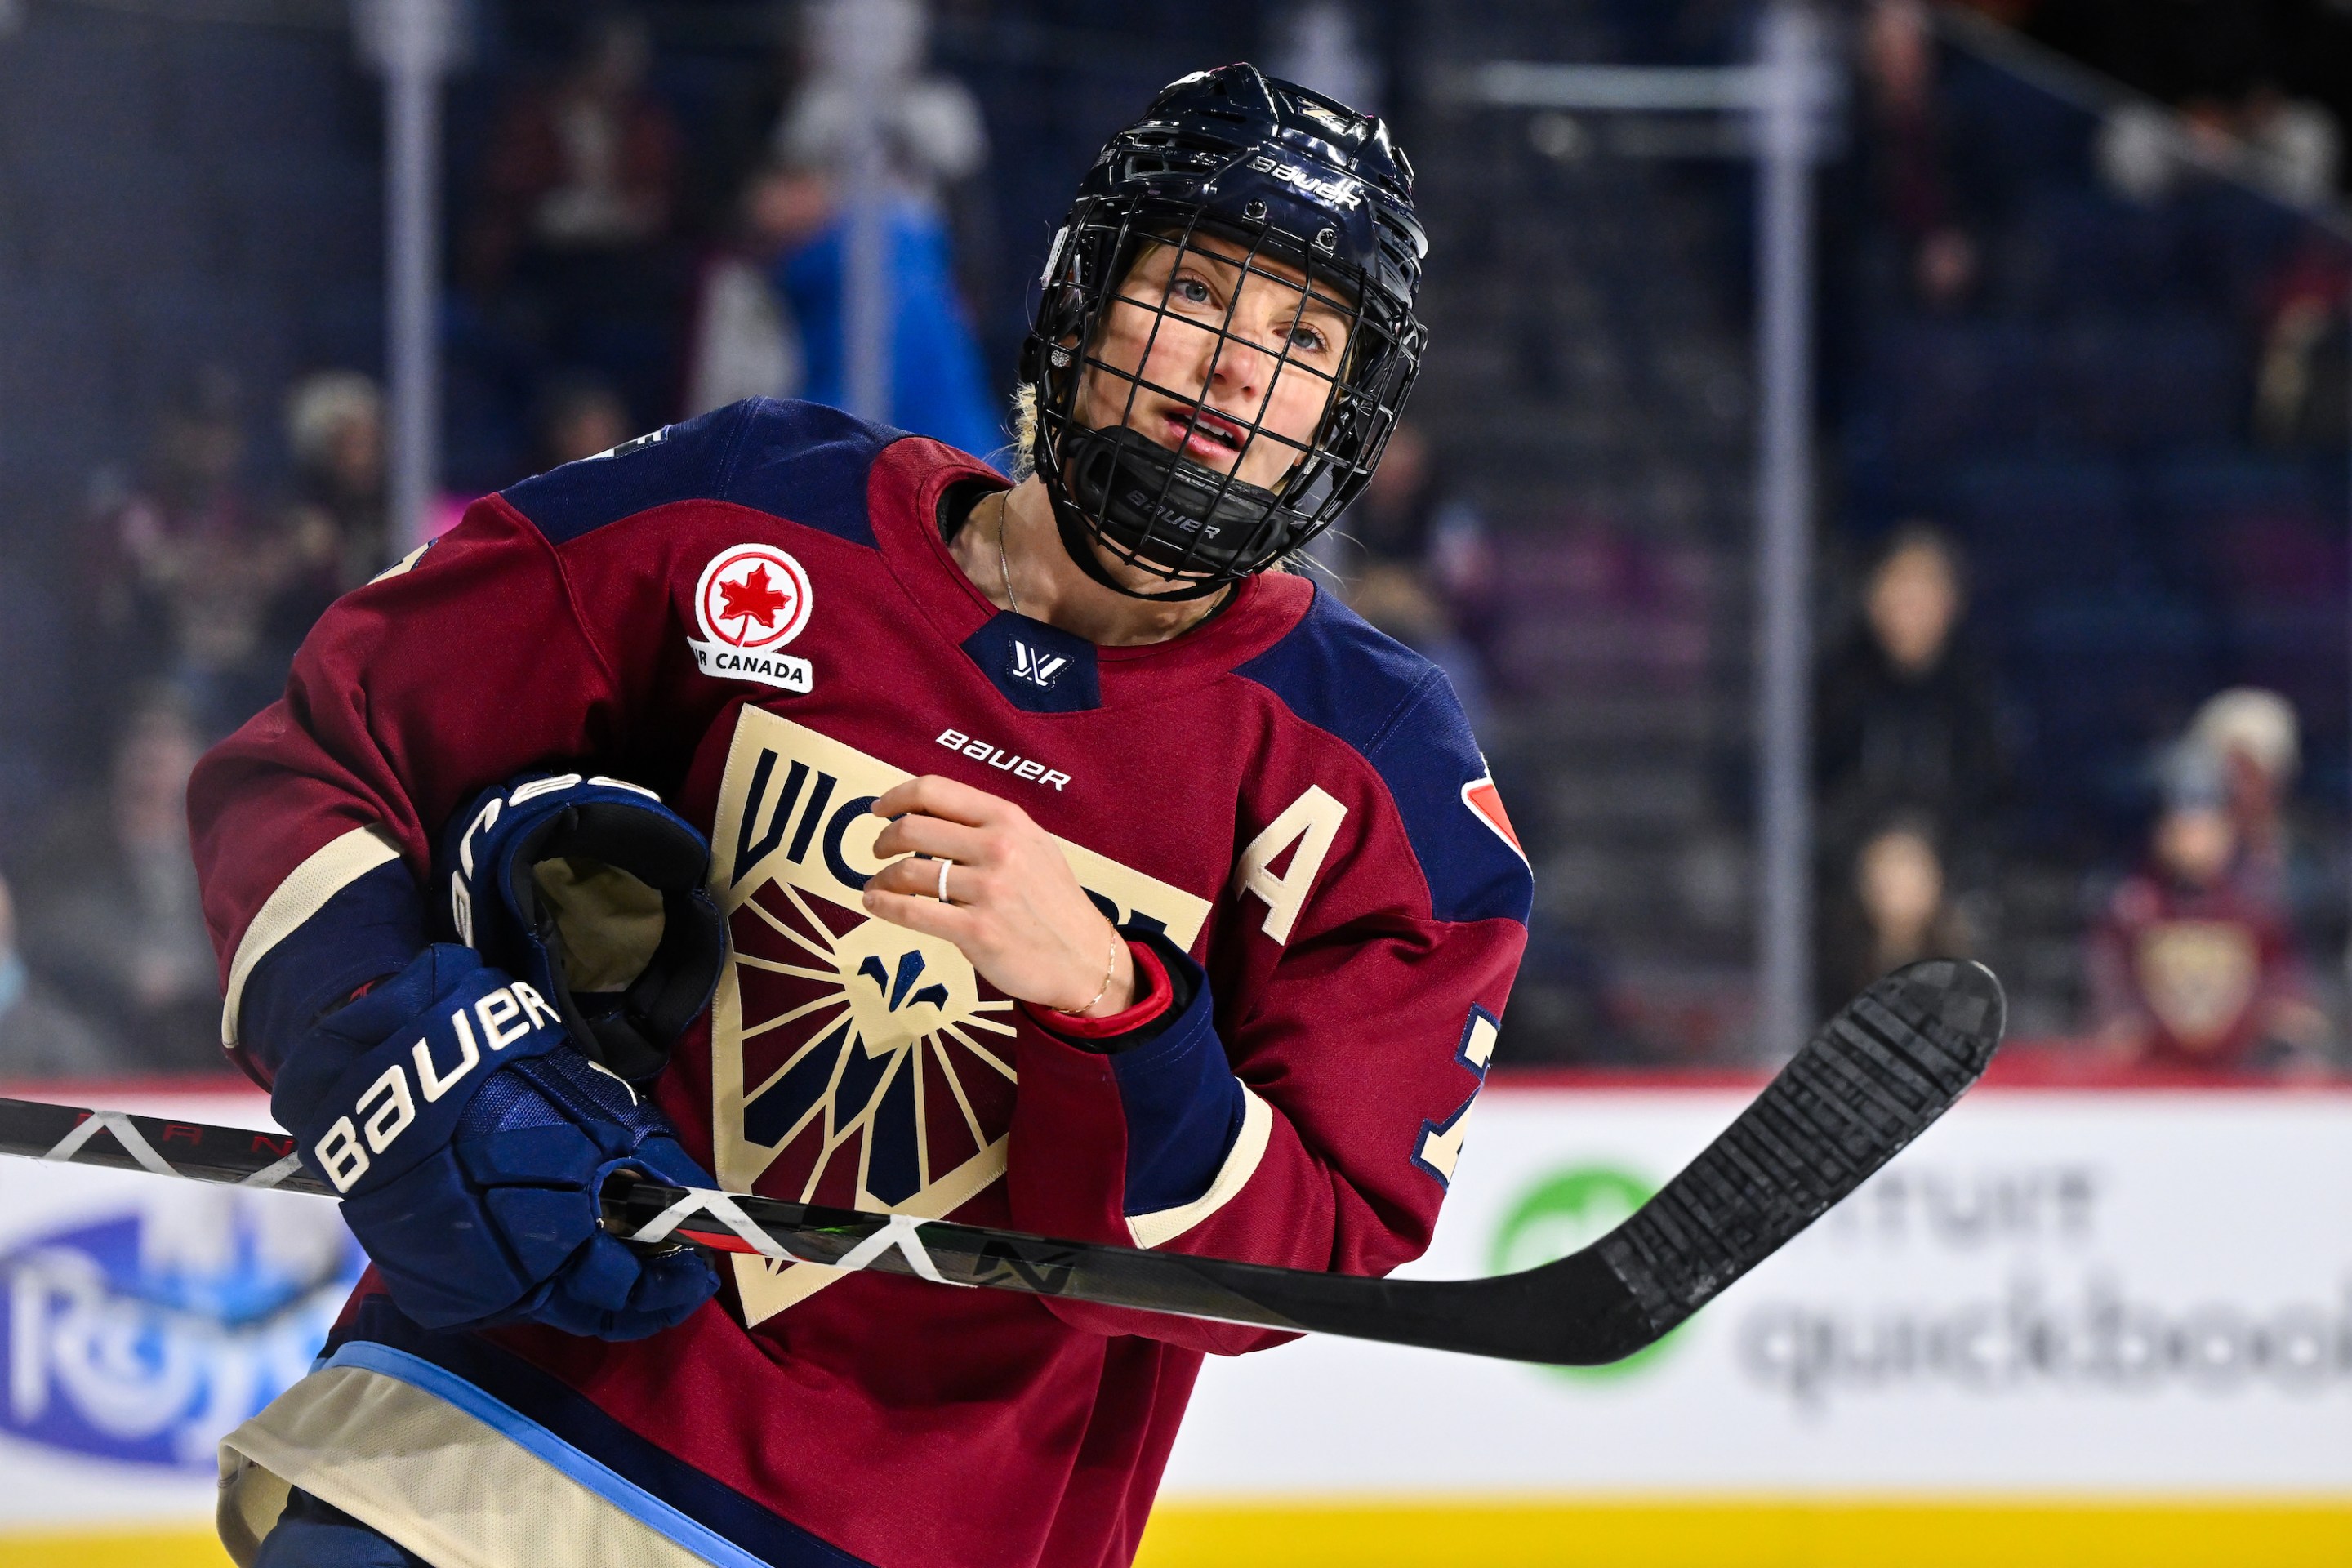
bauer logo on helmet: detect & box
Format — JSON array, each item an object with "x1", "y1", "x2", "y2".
[{"x1": 1246, "y1": 154, "x2": 1365, "y2": 211}]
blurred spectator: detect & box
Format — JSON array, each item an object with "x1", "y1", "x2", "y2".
[
  {"x1": 770, "y1": 0, "x2": 985, "y2": 206},
  {"x1": 1860, "y1": 0, "x2": 1980, "y2": 310},
  {"x1": 283, "y1": 371, "x2": 391, "y2": 596},
  {"x1": 1324, "y1": 420, "x2": 1494, "y2": 725},
  {"x1": 742, "y1": 0, "x2": 1002, "y2": 459},
  {"x1": 2085, "y1": 753, "x2": 2328, "y2": 1075},
  {"x1": 1817, "y1": 814, "x2": 1976, "y2": 1004},
  {"x1": 261, "y1": 372, "x2": 393, "y2": 667},
  {"x1": 684, "y1": 222, "x2": 804, "y2": 418},
  {"x1": 1815, "y1": 526, "x2": 2010, "y2": 879},
  {"x1": 2016, "y1": 0, "x2": 2343, "y2": 203},
  {"x1": 533, "y1": 375, "x2": 635, "y2": 472},
  {"x1": 2179, "y1": 687, "x2": 2334, "y2": 937},
  {"x1": 18, "y1": 692, "x2": 223, "y2": 1073},
  {"x1": 87, "y1": 367, "x2": 297, "y2": 742},
  {"x1": 2254, "y1": 239, "x2": 2352, "y2": 450},
  {"x1": 2096, "y1": 94, "x2": 2340, "y2": 207},
  {"x1": 0, "y1": 870, "x2": 124, "y2": 1080},
  {"x1": 464, "y1": 10, "x2": 687, "y2": 431}
]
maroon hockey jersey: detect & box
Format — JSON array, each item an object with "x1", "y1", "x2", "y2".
[{"x1": 190, "y1": 399, "x2": 1530, "y2": 1568}]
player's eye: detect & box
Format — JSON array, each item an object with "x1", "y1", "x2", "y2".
[
  {"x1": 1287, "y1": 323, "x2": 1330, "y2": 357},
  {"x1": 1168, "y1": 274, "x2": 1215, "y2": 308}
]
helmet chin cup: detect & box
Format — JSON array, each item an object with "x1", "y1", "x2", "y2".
[{"x1": 1059, "y1": 425, "x2": 1298, "y2": 587}]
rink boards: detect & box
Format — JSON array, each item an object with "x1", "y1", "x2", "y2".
[
  {"x1": 0, "y1": 1079, "x2": 2347, "y2": 1566},
  {"x1": 1150, "y1": 1076, "x2": 2352, "y2": 1563}
]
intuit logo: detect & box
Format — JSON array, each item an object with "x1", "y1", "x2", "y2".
[{"x1": 1492, "y1": 1165, "x2": 1686, "y2": 1381}]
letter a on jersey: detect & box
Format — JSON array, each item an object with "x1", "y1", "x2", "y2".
[{"x1": 1232, "y1": 785, "x2": 1348, "y2": 945}]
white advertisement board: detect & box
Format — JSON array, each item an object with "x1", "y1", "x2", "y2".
[
  {"x1": 0, "y1": 1086, "x2": 359, "y2": 1535},
  {"x1": 1164, "y1": 1084, "x2": 2352, "y2": 1499},
  {"x1": 3, "y1": 1080, "x2": 2348, "y2": 1548}
]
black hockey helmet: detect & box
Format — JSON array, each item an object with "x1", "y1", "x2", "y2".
[{"x1": 1018, "y1": 63, "x2": 1428, "y2": 599}]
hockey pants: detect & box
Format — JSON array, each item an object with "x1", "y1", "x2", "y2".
[{"x1": 251, "y1": 1488, "x2": 433, "y2": 1568}]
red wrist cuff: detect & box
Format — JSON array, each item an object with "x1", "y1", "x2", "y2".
[{"x1": 1021, "y1": 941, "x2": 1172, "y2": 1040}]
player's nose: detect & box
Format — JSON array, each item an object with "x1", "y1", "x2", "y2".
[{"x1": 1202, "y1": 330, "x2": 1268, "y2": 401}]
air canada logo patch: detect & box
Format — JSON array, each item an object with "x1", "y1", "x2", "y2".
[
  {"x1": 690, "y1": 544, "x2": 815, "y2": 694},
  {"x1": 707, "y1": 707, "x2": 1211, "y2": 1325}
]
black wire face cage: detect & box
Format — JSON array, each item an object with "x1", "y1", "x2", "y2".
[{"x1": 1029, "y1": 194, "x2": 1426, "y2": 601}]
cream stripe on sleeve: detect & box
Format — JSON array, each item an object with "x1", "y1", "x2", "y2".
[
  {"x1": 1124, "y1": 1085, "x2": 1274, "y2": 1250},
  {"x1": 219, "y1": 824, "x2": 405, "y2": 1049}
]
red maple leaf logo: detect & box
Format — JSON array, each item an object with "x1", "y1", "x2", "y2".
[{"x1": 719, "y1": 565, "x2": 791, "y2": 629}]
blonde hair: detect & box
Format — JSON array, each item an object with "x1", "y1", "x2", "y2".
[{"x1": 1009, "y1": 382, "x2": 1040, "y2": 478}]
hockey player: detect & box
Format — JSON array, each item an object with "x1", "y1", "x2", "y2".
[{"x1": 191, "y1": 65, "x2": 1530, "y2": 1568}]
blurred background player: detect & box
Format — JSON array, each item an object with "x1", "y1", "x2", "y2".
[{"x1": 738, "y1": 0, "x2": 1001, "y2": 461}]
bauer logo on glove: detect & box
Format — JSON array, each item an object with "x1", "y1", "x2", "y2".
[
  {"x1": 307, "y1": 969, "x2": 566, "y2": 1192},
  {"x1": 270, "y1": 940, "x2": 723, "y2": 1337}
]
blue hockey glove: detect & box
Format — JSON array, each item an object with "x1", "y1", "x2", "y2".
[
  {"x1": 273, "y1": 943, "x2": 719, "y2": 1339},
  {"x1": 441, "y1": 772, "x2": 724, "y2": 1083}
]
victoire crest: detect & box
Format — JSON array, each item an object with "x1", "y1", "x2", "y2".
[{"x1": 706, "y1": 707, "x2": 1209, "y2": 1323}]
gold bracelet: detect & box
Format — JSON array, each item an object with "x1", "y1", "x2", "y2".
[{"x1": 1054, "y1": 927, "x2": 1123, "y2": 1017}]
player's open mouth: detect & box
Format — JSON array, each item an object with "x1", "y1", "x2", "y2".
[{"x1": 1164, "y1": 405, "x2": 1246, "y2": 464}]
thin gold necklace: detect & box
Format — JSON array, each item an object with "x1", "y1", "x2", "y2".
[
  {"x1": 992, "y1": 492, "x2": 1022, "y2": 616},
  {"x1": 995, "y1": 491, "x2": 1225, "y2": 637}
]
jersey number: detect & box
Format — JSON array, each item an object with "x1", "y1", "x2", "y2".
[{"x1": 1411, "y1": 1007, "x2": 1499, "y2": 1189}]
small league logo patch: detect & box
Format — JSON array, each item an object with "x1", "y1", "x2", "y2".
[
  {"x1": 691, "y1": 543, "x2": 815, "y2": 694},
  {"x1": 1009, "y1": 639, "x2": 1067, "y2": 690},
  {"x1": 1461, "y1": 773, "x2": 1526, "y2": 862}
]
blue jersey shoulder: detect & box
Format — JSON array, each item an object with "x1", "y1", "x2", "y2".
[
  {"x1": 499, "y1": 398, "x2": 902, "y2": 548},
  {"x1": 1236, "y1": 586, "x2": 1533, "y2": 926}
]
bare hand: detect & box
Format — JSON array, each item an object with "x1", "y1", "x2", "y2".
[{"x1": 862, "y1": 775, "x2": 1136, "y2": 1016}]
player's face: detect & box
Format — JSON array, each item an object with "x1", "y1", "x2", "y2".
[{"x1": 1080, "y1": 233, "x2": 1353, "y2": 493}]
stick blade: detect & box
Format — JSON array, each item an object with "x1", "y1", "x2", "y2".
[{"x1": 1573, "y1": 958, "x2": 2005, "y2": 1357}]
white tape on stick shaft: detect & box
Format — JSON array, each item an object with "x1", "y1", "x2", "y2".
[
  {"x1": 831, "y1": 1213, "x2": 968, "y2": 1286},
  {"x1": 40, "y1": 1111, "x2": 180, "y2": 1176},
  {"x1": 624, "y1": 1188, "x2": 969, "y2": 1286},
  {"x1": 626, "y1": 1187, "x2": 795, "y2": 1263},
  {"x1": 239, "y1": 1152, "x2": 308, "y2": 1189}
]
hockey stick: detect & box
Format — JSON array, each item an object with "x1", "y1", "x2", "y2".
[{"x1": 0, "y1": 959, "x2": 2001, "y2": 1365}]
